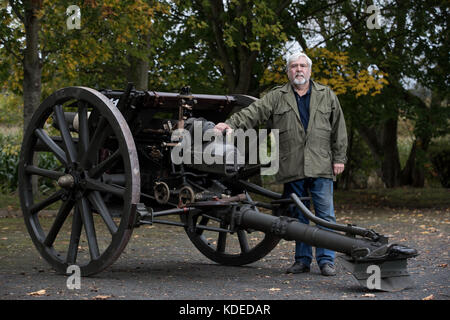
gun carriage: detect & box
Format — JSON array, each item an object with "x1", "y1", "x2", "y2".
[{"x1": 18, "y1": 84, "x2": 418, "y2": 291}]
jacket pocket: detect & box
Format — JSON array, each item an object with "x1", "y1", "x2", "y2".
[
  {"x1": 315, "y1": 128, "x2": 331, "y2": 157},
  {"x1": 273, "y1": 105, "x2": 295, "y2": 130},
  {"x1": 277, "y1": 128, "x2": 293, "y2": 154},
  {"x1": 315, "y1": 105, "x2": 332, "y2": 131}
]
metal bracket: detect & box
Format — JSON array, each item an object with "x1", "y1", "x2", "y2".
[
  {"x1": 270, "y1": 216, "x2": 297, "y2": 239},
  {"x1": 134, "y1": 203, "x2": 152, "y2": 227}
]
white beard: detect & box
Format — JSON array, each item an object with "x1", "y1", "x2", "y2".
[
  {"x1": 290, "y1": 72, "x2": 308, "y2": 86},
  {"x1": 293, "y1": 77, "x2": 307, "y2": 85}
]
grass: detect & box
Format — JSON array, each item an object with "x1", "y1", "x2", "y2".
[
  {"x1": 1, "y1": 186, "x2": 448, "y2": 215},
  {"x1": 0, "y1": 191, "x2": 21, "y2": 211},
  {"x1": 333, "y1": 187, "x2": 450, "y2": 209},
  {"x1": 0, "y1": 190, "x2": 62, "y2": 213},
  {"x1": 261, "y1": 184, "x2": 450, "y2": 209}
]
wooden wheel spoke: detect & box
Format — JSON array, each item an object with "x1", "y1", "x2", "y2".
[
  {"x1": 80, "y1": 117, "x2": 112, "y2": 169},
  {"x1": 195, "y1": 216, "x2": 209, "y2": 235},
  {"x1": 34, "y1": 129, "x2": 67, "y2": 166},
  {"x1": 88, "y1": 191, "x2": 118, "y2": 235},
  {"x1": 78, "y1": 197, "x2": 100, "y2": 260},
  {"x1": 29, "y1": 189, "x2": 65, "y2": 215},
  {"x1": 25, "y1": 165, "x2": 64, "y2": 180},
  {"x1": 67, "y1": 205, "x2": 82, "y2": 264},
  {"x1": 53, "y1": 105, "x2": 77, "y2": 164},
  {"x1": 88, "y1": 150, "x2": 121, "y2": 179},
  {"x1": 217, "y1": 230, "x2": 227, "y2": 253},
  {"x1": 102, "y1": 174, "x2": 126, "y2": 186},
  {"x1": 44, "y1": 199, "x2": 75, "y2": 247},
  {"x1": 237, "y1": 229, "x2": 250, "y2": 253},
  {"x1": 85, "y1": 178, "x2": 125, "y2": 198},
  {"x1": 77, "y1": 101, "x2": 90, "y2": 155}
]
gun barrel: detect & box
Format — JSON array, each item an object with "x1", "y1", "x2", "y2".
[
  {"x1": 237, "y1": 205, "x2": 380, "y2": 256},
  {"x1": 233, "y1": 202, "x2": 418, "y2": 292}
]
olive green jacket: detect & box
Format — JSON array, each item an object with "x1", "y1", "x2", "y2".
[{"x1": 225, "y1": 80, "x2": 347, "y2": 183}]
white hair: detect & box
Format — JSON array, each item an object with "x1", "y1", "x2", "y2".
[{"x1": 286, "y1": 52, "x2": 312, "y2": 71}]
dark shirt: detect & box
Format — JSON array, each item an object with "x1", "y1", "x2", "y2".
[{"x1": 293, "y1": 81, "x2": 312, "y2": 133}]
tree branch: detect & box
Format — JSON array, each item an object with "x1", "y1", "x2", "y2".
[
  {"x1": 9, "y1": 0, "x2": 24, "y2": 23},
  {"x1": 205, "y1": 0, "x2": 236, "y2": 91},
  {"x1": 275, "y1": 0, "x2": 292, "y2": 16},
  {"x1": 0, "y1": 36, "x2": 22, "y2": 61}
]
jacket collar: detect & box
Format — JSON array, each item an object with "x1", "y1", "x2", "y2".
[{"x1": 280, "y1": 80, "x2": 326, "y2": 135}]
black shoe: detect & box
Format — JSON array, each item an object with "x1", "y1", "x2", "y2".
[
  {"x1": 320, "y1": 263, "x2": 336, "y2": 276},
  {"x1": 286, "y1": 262, "x2": 310, "y2": 274}
]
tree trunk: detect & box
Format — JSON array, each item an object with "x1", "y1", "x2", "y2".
[
  {"x1": 401, "y1": 137, "x2": 430, "y2": 187},
  {"x1": 22, "y1": 0, "x2": 42, "y2": 129},
  {"x1": 341, "y1": 122, "x2": 354, "y2": 190},
  {"x1": 380, "y1": 118, "x2": 402, "y2": 187},
  {"x1": 129, "y1": 56, "x2": 149, "y2": 91},
  {"x1": 127, "y1": 33, "x2": 151, "y2": 91},
  {"x1": 358, "y1": 117, "x2": 402, "y2": 188}
]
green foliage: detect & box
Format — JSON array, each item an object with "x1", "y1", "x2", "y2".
[
  {"x1": 337, "y1": 126, "x2": 378, "y2": 189},
  {"x1": 36, "y1": 151, "x2": 61, "y2": 194},
  {"x1": 0, "y1": 0, "x2": 448, "y2": 190},
  {"x1": 0, "y1": 131, "x2": 61, "y2": 194},
  {"x1": 0, "y1": 0, "x2": 170, "y2": 96},
  {"x1": 0, "y1": 91, "x2": 23, "y2": 125},
  {"x1": 155, "y1": 0, "x2": 290, "y2": 95},
  {"x1": 0, "y1": 131, "x2": 21, "y2": 193}
]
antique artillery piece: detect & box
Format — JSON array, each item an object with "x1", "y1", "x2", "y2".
[{"x1": 18, "y1": 84, "x2": 418, "y2": 291}]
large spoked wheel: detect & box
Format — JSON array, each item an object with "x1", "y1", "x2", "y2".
[
  {"x1": 19, "y1": 87, "x2": 140, "y2": 276},
  {"x1": 180, "y1": 94, "x2": 280, "y2": 266},
  {"x1": 181, "y1": 207, "x2": 281, "y2": 266}
]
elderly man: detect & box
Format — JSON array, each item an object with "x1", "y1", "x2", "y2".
[{"x1": 214, "y1": 52, "x2": 347, "y2": 276}]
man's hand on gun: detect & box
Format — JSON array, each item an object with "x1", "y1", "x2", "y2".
[{"x1": 214, "y1": 122, "x2": 233, "y2": 135}]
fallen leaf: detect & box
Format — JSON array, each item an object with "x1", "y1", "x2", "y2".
[
  {"x1": 362, "y1": 293, "x2": 376, "y2": 298},
  {"x1": 268, "y1": 288, "x2": 281, "y2": 292},
  {"x1": 422, "y1": 294, "x2": 434, "y2": 300},
  {"x1": 437, "y1": 264, "x2": 447, "y2": 268},
  {"x1": 27, "y1": 289, "x2": 46, "y2": 296},
  {"x1": 92, "y1": 295, "x2": 112, "y2": 300}
]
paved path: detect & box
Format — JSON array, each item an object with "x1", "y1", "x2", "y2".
[{"x1": 0, "y1": 207, "x2": 449, "y2": 301}]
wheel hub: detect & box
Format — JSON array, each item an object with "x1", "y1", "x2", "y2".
[
  {"x1": 57, "y1": 169, "x2": 87, "y2": 190},
  {"x1": 57, "y1": 174, "x2": 75, "y2": 189}
]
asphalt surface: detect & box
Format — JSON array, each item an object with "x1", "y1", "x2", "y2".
[{"x1": 0, "y1": 206, "x2": 449, "y2": 301}]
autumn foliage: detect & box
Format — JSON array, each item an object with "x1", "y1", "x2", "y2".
[{"x1": 260, "y1": 48, "x2": 388, "y2": 97}]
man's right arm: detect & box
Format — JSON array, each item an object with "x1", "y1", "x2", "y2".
[{"x1": 215, "y1": 91, "x2": 275, "y2": 132}]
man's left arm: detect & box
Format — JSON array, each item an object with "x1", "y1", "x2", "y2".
[{"x1": 329, "y1": 90, "x2": 348, "y2": 175}]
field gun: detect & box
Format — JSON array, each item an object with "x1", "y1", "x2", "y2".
[{"x1": 18, "y1": 84, "x2": 418, "y2": 291}]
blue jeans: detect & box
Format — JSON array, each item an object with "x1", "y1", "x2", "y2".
[{"x1": 283, "y1": 177, "x2": 336, "y2": 267}]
